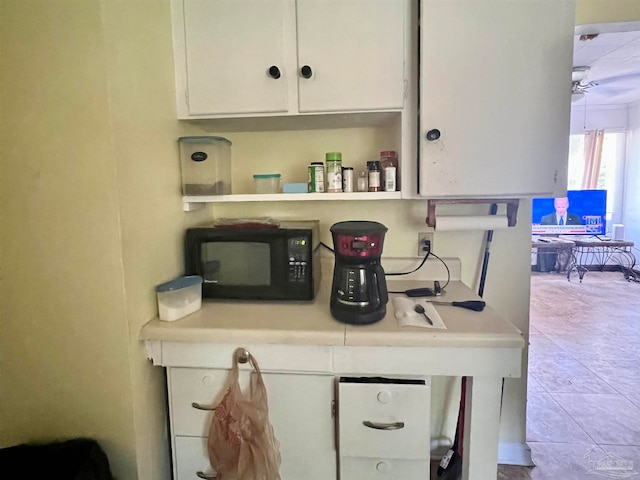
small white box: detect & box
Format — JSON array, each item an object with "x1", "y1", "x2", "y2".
[
  {"x1": 612, "y1": 224, "x2": 625, "y2": 240},
  {"x1": 155, "y1": 275, "x2": 203, "y2": 321}
]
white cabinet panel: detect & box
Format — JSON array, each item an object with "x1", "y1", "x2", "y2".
[
  {"x1": 418, "y1": 0, "x2": 575, "y2": 198},
  {"x1": 340, "y1": 457, "x2": 430, "y2": 479},
  {"x1": 174, "y1": 436, "x2": 215, "y2": 480},
  {"x1": 338, "y1": 380, "x2": 430, "y2": 460},
  {"x1": 179, "y1": 0, "x2": 292, "y2": 116},
  {"x1": 168, "y1": 367, "x2": 337, "y2": 480},
  {"x1": 296, "y1": 0, "x2": 405, "y2": 113}
]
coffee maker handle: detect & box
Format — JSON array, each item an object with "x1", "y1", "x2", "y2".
[{"x1": 375, "y1": 264, "x2": 389, "y2": 304}]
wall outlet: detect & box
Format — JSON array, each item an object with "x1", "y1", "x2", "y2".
[{"x1": 418, "y1": 232, "x2": 434, "y2": 256}]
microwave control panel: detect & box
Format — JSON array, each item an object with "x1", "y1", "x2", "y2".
[{"x1": 287, "y1": 237, "x2": 310, "y2": 283}]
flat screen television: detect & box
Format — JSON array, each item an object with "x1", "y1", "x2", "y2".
[{"x1": 532, "y1": 189, "x2": 607, "y2": 236}]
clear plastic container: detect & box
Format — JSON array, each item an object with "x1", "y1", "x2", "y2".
[
  {"x1": 155, "y1": 275, "x2": 203, "y2": 321},
  {"x1": 253, "y1": 173, "x2": 281, "y2": 194},
  {"x1": 179, "y1": 136, "x2": 231, "y2": 195}
]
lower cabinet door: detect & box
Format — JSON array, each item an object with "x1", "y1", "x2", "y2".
[
  {"x1": 174, "y1": 436, "x2": 215, "y2": 480},
  {"x1": 169, "y1": 368, "x2": 337, "y2": 480},
  {"x1": 340, "y1": 457, "x2": 430, "y2": 479}
]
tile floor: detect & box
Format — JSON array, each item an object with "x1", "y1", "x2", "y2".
[{"x1": 503, "y1": 270, "x2": 640, "y2": 480}]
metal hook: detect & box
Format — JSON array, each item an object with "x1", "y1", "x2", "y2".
[{"x1": 236, "y1": 348, "x2": 250, "y2": 364}]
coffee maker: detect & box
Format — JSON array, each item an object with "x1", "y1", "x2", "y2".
[{"x1": 330, "y1": 221, "x2": 388, "y2": 325}]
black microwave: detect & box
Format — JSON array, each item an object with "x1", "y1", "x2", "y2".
[{"x1": 185, "y1": 220, "x2": 320, "y2": 301}]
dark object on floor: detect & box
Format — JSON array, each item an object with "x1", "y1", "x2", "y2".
[{"x1": 0, "y1": 438, "x2": 113, "y2": 480}]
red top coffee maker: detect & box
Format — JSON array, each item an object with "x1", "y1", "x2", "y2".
[{"x1": 329, "y1": 221, "x2": 388, "y2": 325}]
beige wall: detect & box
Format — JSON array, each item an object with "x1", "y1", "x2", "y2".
[
  {"x1": 576, "y1": 0, "x2": 640, "y2": 24},
  {"x1": 0, "y1": 0, "x2": 137, "y2": 476}
]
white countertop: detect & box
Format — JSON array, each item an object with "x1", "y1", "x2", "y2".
[{"x1": 140, "y1": 258, "x2": 524, "y2": 350}]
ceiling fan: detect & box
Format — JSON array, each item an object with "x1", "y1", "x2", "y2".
[{"x1": 571, "y1": 66, "x2": 596, "y2": 102}]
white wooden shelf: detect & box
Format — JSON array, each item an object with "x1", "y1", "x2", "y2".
[{"x1": 183, "y1": 191, "x2": 402, "y2": 211}]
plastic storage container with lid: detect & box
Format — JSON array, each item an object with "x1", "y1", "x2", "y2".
[
  {"x1": 155, "y1": 275, "x2": 203, "y2": 321},
  {"x1": 179, "y1": 136, "x2": 231, "y2": 195},
  {"x1": 253, "y1": 173, "x2": 281, "y2": 194}
]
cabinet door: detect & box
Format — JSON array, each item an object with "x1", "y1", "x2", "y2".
[
  {"x1": 169, "y1": 367, "x2": 337, "y2": 480},
  {"x1": 174, "y1": 437, "x2": 215, "y2": 480},
  {"x1": 418, "y1": 0, "x2": 575, "y2": 197},
  {"x1": 296, "y1": 0, "x2": 406, "y2": 113},
  {"x1": 178, "y1": 0, "x2": 292, "y2": 116}
]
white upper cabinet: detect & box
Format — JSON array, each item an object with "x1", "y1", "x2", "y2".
[
  {"x1": 418, "y1": 0, "x2": 575, "y2": 198},
  {"x1": 176, "y1": 0, "x2": 292, "y2": 116},
  {"x1": 172, "y1": 0, "x2": 407, "y2": 119},
  {"x1": 295, "y1": 0, "x2": 405, "y2": 113}
]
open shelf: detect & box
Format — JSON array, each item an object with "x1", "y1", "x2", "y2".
[{"x1": 183, "y1": 191, "x2": 402, "y2": 211}]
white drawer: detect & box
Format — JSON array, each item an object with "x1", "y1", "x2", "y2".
[
  {"x1": 169, "y1": 368, "x2": 337, "y2": 480},
  {"x1": 338, "y1": 378, "x2": 430, "y2": 460},
  {"x1": 174, "y1": 436, "x2": 215, "y2": 480},
  {"x1": 340, "y1": 457, "x2": 430, "y2": 479}
]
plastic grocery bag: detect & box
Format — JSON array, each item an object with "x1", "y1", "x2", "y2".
[{"x1": 207, "y1": 348, "x2": 282, "y2": 480}]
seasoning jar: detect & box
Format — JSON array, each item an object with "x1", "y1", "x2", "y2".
[
  {"x1": 367, "y1": 160, "x2": 381, "y2": 192},
  {"x1": 380, "y1": 150, "x2": 399, "y2": 191},
  {"x1": 326, "y1": 152, "x2": 343, "y2": 193},
  {"x1": 342, "y1": 167, "x2": 354, "y2": 193},
  {"x1": 308, "y1": 162, "x2": 325, "y2": 193},
  {"x1": 357, "y1": 171, "x2": 368, "y2": 192}
]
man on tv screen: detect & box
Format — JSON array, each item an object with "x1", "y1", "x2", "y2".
[{"x1": 540, "y1": 197, "x2": 582, "y2": 226}]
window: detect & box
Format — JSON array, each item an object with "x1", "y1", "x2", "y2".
[{"x1": 567, "y1": 132, "x2": 626, "y2": 226}]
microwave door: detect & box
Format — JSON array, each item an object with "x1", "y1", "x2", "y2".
[{"x1": 199, "y1": 239, "x2": 286, "y2": 300}]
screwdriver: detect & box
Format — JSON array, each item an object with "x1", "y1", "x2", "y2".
[{"x1": 426, "y1": 300, "x2": 486, "y2": 311}]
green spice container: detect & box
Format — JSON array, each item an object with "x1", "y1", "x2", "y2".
[
  {"x1": 308, "y1": 162, "x2": 325, "y2": 193},
  {"x1": 326, "y1": 152, "x2": 343, "y2": 193}
]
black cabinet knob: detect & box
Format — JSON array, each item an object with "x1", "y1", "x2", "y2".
[
  {"x1": 268, "y1": 66, "x2": 281, "y2": 79},
  {"x1": 300, "y1": 65, "x2": 313, "y2": 79},
  {"x1": 426, "y1": 129, "x2": 441, "y2": 141}
]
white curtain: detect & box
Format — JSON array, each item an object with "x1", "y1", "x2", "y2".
[{"x1": 581, "y1": 129, "x2": 605, "y2": 189}]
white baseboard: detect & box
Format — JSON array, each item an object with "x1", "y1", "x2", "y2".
[{"x1": 498, "y1": 442, "x2": 535, "y2": 466}]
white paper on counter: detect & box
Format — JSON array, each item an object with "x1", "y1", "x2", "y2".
[{"x1": 393, "y1": 297, "x2": 447, "y2": 329}]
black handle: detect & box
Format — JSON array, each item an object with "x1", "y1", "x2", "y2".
[
  {"x1": 268, "y1": 65, "x2": 281, "y2": 79},
  {"x1": 426, "y1": 129, "x2": 441, "y2": 141},
  {"x1": 300, "y1": 65, "x2": 313, "y2": 79},
  {"x1": 451, "y1": 301, "x2": 486, "y2": 312},
  {"x1": 375, "y1": 264, "x2": 389, "y2": 305}
]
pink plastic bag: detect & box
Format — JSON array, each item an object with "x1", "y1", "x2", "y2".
[{"x1": 207, "y1": 349, "x2": 281, "y2": 480}]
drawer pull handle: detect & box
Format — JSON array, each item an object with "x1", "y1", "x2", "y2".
[
  {"x1": 196, "y1": 471, "x2": 217, "y2": 479},
  {"x1": 363, "y1": 420, "x2": 405, "y2": 430},
  {"x1": 191, "y1": 401, "x2": 214, "y2": 411}
]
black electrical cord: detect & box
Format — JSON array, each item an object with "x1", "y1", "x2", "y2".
[
  {"x1": 385, "y1": 249, "x2": 431, "y2": 276},
  {"x1": 430, "y1": 251, "x2": 451, "y2": 290},
  {"x1": 320, "y1": 242, "x2": 334, "y2": 253},
  {"x1": 386, "y1": 248, "x2": 451, "y2": 295}
]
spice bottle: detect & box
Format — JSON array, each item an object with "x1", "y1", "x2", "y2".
[
  {"x1": 342, "y1": 167, "x2": 354, "y2": 193},
  {"x1": 308, "y1": 162, "x2": 325, "y2": 193},
  {"x1": 326, "y1": 152, "x2": 343, "y2": 193},
  {"x1": 367, "y1": 160, "x2": 381, "y2": 192},
  {"x1": 380, "y1": 150, "x2": 399, "y2": 191},
  {"x1": 357, "y1": 171, "x2": 368, "y2": 192}
]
